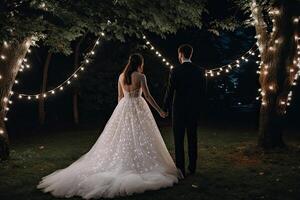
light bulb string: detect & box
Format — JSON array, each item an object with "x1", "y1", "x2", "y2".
[
  {"x1": 144, "y1": 36, "x2": 260, "y2": 78},
  {"x1": 142, "y1": 35, "x2": 175, "y2": 69},
  {"x1": 12, "y1": 37, "x2": 101, "y2": 98},
  {"x1": 207, "y1": 44, "x2": 259, "y2": 72}
]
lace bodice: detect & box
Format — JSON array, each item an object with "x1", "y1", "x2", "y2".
[{"x1": 123, "y1": 88, "x2": 142, "y2": 98}]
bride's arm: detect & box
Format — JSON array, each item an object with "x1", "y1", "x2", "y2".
[
  {"x1": 118, "y1": 79, "x2": 124, "y2": 102},
  {"x1": 141, "y1": 75, "x2": 164, "y2": 115}
]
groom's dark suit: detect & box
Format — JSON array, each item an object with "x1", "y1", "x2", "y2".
[{"x1": 163, "y1": 61, "x2": 206, "y2": 175}]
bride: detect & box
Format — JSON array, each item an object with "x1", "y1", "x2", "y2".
[{"x1": 37, "y1": 53, "x2": 182, "y2": 199}]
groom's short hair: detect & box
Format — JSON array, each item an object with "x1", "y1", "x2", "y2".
[{"x1": 178, "y1": 44, "x2": 193, "y2": 59}]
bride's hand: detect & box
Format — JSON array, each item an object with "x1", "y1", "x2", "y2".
[{"x1": 159, "y1": 110, "x2": 168, "y2": 118}]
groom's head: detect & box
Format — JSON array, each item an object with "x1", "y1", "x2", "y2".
[{"x1": 178, "y1": 44, "x2": 193, "y2": 64}]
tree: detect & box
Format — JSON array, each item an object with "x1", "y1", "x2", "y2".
[
  {"x1": 73, "y1": 35, "x2": 86, "y2": 124},
  {"x1": 38, "y1": 51, "x2": 52, "y2": 125},
  {"x1": 235, "y1": 0, "x2": 300, "y2": 149},
  {"x1": 0, "y1": 0, "x2": 207, "y2": 160}
]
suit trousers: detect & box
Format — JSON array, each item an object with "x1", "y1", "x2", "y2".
[{"x1": 172, "y1": 112, "x2": 198, "y2": 175}]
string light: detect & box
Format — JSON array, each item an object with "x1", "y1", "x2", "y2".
[
  {"x1": 204, "y1": 45, "x2": 259, "y2": 77},
  {"x1": 11, "y1": 36, "x2": 103, "y2": 100},
  {"x1": 3, "y1": 41, "x2": 9, "y2": 48},
  {"x1": 143, "y1": 35, "x2": 175, "y2": 70}
]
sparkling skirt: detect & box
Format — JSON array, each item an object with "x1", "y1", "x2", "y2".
[{"x1": 37, "y1": 96, "x2": 181, "y2": 199}]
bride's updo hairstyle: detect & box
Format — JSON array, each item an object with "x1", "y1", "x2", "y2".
[{"x1": 123, "y1": 53, "x2": 144, "y2": 85}]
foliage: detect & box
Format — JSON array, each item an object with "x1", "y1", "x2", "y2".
[{"x1": 0, "y1": 0, "x2": 209, "y2": 54}]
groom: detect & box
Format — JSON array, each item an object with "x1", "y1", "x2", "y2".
[{"x1": 163, "y1": 44, "x2": 206, "y2": 177}]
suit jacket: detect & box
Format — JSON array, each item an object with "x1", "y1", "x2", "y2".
[{"x1": 163, "y1": 62, "x2": 206, "y2": 119}]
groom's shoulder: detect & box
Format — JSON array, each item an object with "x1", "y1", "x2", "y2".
[{"x1": 190, "y1": 63, "x2": 206, "y2": 73}]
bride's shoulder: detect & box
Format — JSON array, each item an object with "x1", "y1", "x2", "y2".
[
  {"x1": 118, "y1": 73, "x2": 124, "y2": 81},
  {"x1": 134, "y1": 72, "x2": 146, "y2": 83}
]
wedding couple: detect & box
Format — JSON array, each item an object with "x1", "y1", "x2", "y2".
[{"x1": 37, "y1": 44, "x2": 206, "y2": 199}]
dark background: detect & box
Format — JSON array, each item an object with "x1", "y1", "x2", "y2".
[{"x1": 6, "y1": 28, "x2": 300, "y2": 136}]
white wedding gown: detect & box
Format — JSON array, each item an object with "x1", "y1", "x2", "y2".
[{"x1": 37, "y1": 83, "x2": 181, "y2": 199}]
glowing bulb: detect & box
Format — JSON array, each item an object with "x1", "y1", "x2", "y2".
[
  {"x1": 51, "y1": 90, "x2": 55, "y2": 94},
  {"x1": 294, "y1": 18, "x2": 299, "y2": 23},
  {"x1": 146, "y1": 41, "x2": 150, "y2": 45},
  {"x1": 0, "y1": 129, "x2": 4, "y2": 134},
  {"x1": 151, "y1": 47, "x2": 154, "y2": 50},
  {"x1": 67, "y1": 80, "x2": 71, "y2": 84},
  {"x1": 85, "y1": 59, "x2": 89, "y2": 63},
  {"x1": 91, "y1": 51, "x2": 95, "y2": 55},
  {"x1": 36, "y1": 95, "x2": 39, "y2": 99},
  {"x1": 74, "y1": 74, "x2": 78, "y2": 78},
  {"x1": 3, "y1": 41, "x2": 8, "y2": 47},
  {"x1": 27, "y1": 96, "x2": 31, "y2": 100},
  {"x1": 96, "y1": 40, "x2": 99, "y2": 45},
  {"x1": 101, "y1": 32, "x2": 105, "y2": 36},
  {"x1": 269, "y1": 85, "x2": 274, "y2": 90},
  {"x1": 18, "y1": 95, "x2": 22, "y2": 99},
  {"x1": 4, "y1": 117, "x2": 8, "y2": 121},
  {"x1": 60, "y1": 86, "x2": 64, "y2": 90},
  {"x1": 43, "y1": 94, "x2": 47, "y2": 98},
  {"x1": 142, "y1": 35, "x2": 146, "y2": 39},
  {"x1": 3, "y1": 97, "x2": 8, "y2": 102},
  {"x1": 1, "y1": 55, "x2": 6, "y2": 60},
  {"x1": 280, "y1": 101, "x2": 286, "y2": 105},
  {"x1": 80, "y1": 67, "x2": 85, "y2": 71},
  {"x1": 15, "y1": 80, "x2": 19, "y2": 84}
]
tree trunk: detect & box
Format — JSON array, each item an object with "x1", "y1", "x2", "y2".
[
  {"x1": 73, "y1": 36, "x2": 85, "y2": 124},
  {"x1": 38, "y1": 51, "x2": 52, "y2": 125},
  {"x1": 252, "y1": 0, "x2": 299, "y2": 149},
  {"x1": 0, "y1": 38, "x2": 31, "y2": 160}
]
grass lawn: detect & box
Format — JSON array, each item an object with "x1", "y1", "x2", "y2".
[{"x1": 0, "y1": 126, "x2": 300, "y2": 200}]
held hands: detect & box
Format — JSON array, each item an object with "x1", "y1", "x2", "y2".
[{"x1": 159, "y1": 110, "x2": 168, "y2": 118}]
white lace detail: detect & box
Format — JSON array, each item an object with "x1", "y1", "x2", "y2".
[{"x1": 37, "y1": 86, "x2": 181, "y2": 199}]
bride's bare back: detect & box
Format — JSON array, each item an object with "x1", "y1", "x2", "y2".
[
  {"x1": 118, "y1": 71, "x2": 166, "y2": 118},
  {"x1": 119, "y1": 72, "x2": 143, "y2": 93}
]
